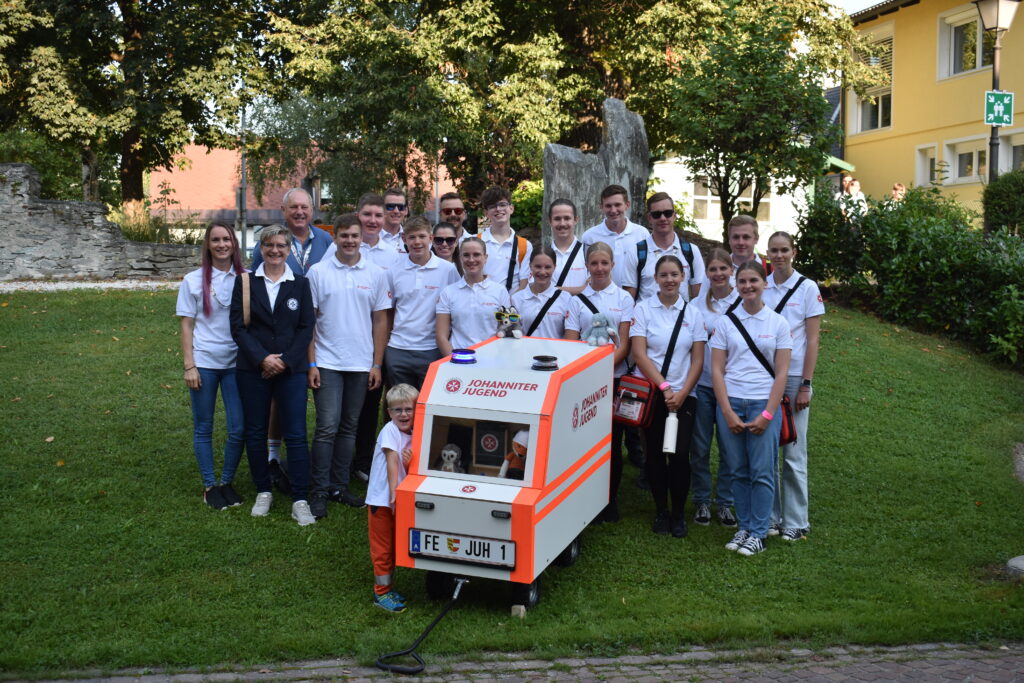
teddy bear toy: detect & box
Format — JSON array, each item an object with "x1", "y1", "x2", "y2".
[
  {"x1": 494, "y1": 305, "x2": 523, "y2": 339},
  {"x1": 438, "y1": 443, "x2": 463, "y2": 473},
  {"x1": 583, "y1": 312, "x2": 617, "y2": 346}
]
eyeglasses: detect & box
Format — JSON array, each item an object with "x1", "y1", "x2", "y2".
[
  {"x1": 485, "y1": 201, "x2": 511, "y2": 211},
  {"x1": 649, "y1": 209, "x2": 675, "y2": 219},
  {"x1": 384, "y1": 203, "x2": 406, "y2": 212},
  {"x1": 433, "y1": 236, "x2": 457, "y2": 246},
  {"x1": 441, "y1": 207, "x2": 464, "y2": 216},
  {"x1": 389, "y1": 406, "x2": 414, "y2": 414},
  {"x1": 262, "y1": 241, "x2": 289, "y2": 251}
]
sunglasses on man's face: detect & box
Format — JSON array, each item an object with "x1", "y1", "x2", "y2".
[
  {"x1": 649, "y1": 209, "x2": 675, "y2": 219},
  {"x1": 433, "y1": 236, "x2": 457, "y2": 246},
  {"x1": 384, "y1": 203, "x2": 406, "y2": 212},
  {"x1": 441, "y1": 207, "x2": 464, "y2": 216}
]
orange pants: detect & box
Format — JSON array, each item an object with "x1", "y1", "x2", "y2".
[{"x1": 368, "y1": 505, "x2": 396, "y2": 596}]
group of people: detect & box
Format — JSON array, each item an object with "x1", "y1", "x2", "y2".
[{"x1": 176, "y1": 181, "x2": 824, "y2": 611}]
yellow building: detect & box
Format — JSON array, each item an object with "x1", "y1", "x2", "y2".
[{"x1": 845, "y1": 0, "x2": 1024, "y2": 212}]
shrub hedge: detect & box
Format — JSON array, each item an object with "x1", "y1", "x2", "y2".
[
  {"x1": 796, "y1": 185, "x2": 1024, "y2": 367},
  {"x1": 982, "y1": 167, "x2": 1024, "y2": 233}
]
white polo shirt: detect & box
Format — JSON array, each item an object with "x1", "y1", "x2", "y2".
[
  {"x1": 389, "y1": 254, "x2": 460, "y2": 350},
  {"x1": 762, "y1": 269, "x2": 825, "y2": 378},
  {"x1": 324, "y1": 238, "x2": 401, "y2": 271},
  {"x1": 630, "y1": 296, "x2": 707, "y2": 394},
  {"x1": 580, "y1": 219, "x2": 651, "y2": 287},
  {"x1": 512, "y1": 284, "x2": 569, "y2": 339},
  {"x1": 256, "y1": 262, "x2": 294, "y2": 310},
  {"x1": 381, "y1": 228, "x2": 406, "y2": 253},
  {"x1": 621, "y1": 234, "x2": 706, "y2": 301},
  {"x1": 176, "y1": 267, "x2": 238, "y2": 370},
  {"x1": 365, "y1": 420, "x2": 411, "y2": 510},
  {"x1": 480, "y1": 227, "x2": 532, "y2": 290},
  {"x1": 710, "y1": 304, "x2": 793, "y2": 399},
  {"x1": 551, "y1": 239, "x2": 588, "y2": 288},
  {"x1": 694, "y1": 288, "x2": 740, "y2": 388},
  {"x1": 307, "y1": 255, "x2": 392, "y2": 372},
  {"x1": 565, "y1": 283, "x2": 634, "y2": 377},
  {"x1": 437, "y1": 276, "x2": 510, "y2": 349}
]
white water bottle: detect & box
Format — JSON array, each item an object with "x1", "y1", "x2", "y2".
[{"x1": 662, "y1": 411, "x2": 678, "y2": 454}]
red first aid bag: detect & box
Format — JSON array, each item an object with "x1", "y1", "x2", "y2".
[{"x1": 613, "y1": 375, "x2": 655, "y2": 428}]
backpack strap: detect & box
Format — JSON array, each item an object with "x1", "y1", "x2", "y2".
[
  {"x1": 633, "y1": 240, "x2": 648, "y2": 301},
  {"x1": 726, "y1": 311, "x2": 774, "y2": 379},
  {"x1": 517, "y1": 236, "x2": 527, "y2": 265},
  {"x1": 554, "y1": 241, "x2": 583, "y2": 288},
  {"x1": 241, "y1": 272, "x2": 251, "y2": 328},
  {"x1": 505, "y1": 241, "x2": 518, "y2": 291},
  {"x1": 659, "y1": 301, "x2": 689, "y2": 379},
  {"x1": 681, "y1": 239, "x2": 694, "y2": 280},
  {"x1": 772, "y1": 276, "x2": 807, "y2": 314},
  {"x1": 575, "y1": 292, "x2": 599, "y2": 314},
  {"x1": 525, "y1": 290, "x2": 562, "y2": 336}
]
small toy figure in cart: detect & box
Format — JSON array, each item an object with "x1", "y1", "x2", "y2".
[{"x1": 499, "y1": 429, "x2": 529, "y2": 480}]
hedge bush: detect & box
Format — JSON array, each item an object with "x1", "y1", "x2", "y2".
[
  {"x1": 982, "y1": 167, "x2": 1024, "y2": 233},
  {"x1": 796, "y1": 185, "x2": 1024, "y2": 367}
]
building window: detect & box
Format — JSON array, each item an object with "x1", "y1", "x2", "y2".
[
  {"x1": 940, "y1": 8, "x2": 996, "y2": 78},
  {"x1": 1013, "y1": 144, "x2": 1024, "y2": 171},
  {"x1": 950, "y1": 142, "x2": 987, "y2": 182},
  {"x1": 691, "y1": 176, "x2": 772, "y2": 223},
  {"x1": 853, "y1": 33, "x2": 893, "y2": 133},
  {"x1": 917, "y1": 146, "x2": 938, "y2": 186}
]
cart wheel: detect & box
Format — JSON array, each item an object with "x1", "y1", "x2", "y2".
[
  {"x1": 425, "y1": 571, "x2": 455, "y2": 600},
  {"x1": 553, "y1": 536, "x2": 581, "y2": 567},
  {"x1": 510, "y1": 577, "x2": 541, "y2": 608}
]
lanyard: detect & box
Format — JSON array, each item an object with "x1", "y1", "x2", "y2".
[{"x1": 291, "y1": 231, "x2": 314, "y2": 271}]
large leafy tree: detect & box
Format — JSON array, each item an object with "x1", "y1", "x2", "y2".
[
  {"x1": 0, "y1": 1, "x2": 273, "y2": 202},
  {"x1": 649, "y1": 0, "x2": 886, "y2": 242}
]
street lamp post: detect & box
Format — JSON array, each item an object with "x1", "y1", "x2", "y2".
[{"x1": 973, "y1": 0, "x2": 1020, "y2": 187}]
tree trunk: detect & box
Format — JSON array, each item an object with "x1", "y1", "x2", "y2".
[
  {"x1": 120, "y1": 127, "x2": 145, "y2": 202},
  {"x1": 81, "y1": 146, "x2": 99, "y2": 202}
]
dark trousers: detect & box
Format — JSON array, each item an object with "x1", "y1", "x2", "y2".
[
  {"x1": 644, "y1": 393, "x2": 696, "y2": 516},
  {"x1": 238, "y1": 369, "x2": 310, "y2": 501}
]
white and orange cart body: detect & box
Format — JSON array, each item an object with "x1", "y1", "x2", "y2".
[{"x1": 395, "y1": 337, "x2": 613, "y2": 589}]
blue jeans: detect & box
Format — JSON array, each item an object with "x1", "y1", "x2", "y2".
[
  {"x1": 715, "y1": 397, "x2": 780, "y2": 539},
  {"x1": 188, "y1": 367, "x2": 244, "y2": 488},
  {"x1": 773, "y1": 376, "x2": 812, "y2": 530},
  {"x1": 689, "y1": 384, "x2": 734, "y2": 507},
  {"x1": 238, "y1": 369, "x2": 310, "y2": 501},
  {"x1": 312, "y1": 369, "x2": 369, "y2": 496}
]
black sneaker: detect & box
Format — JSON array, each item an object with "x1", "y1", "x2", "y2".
[
  {"x1": 203, "y1": 487, "x2": 228, "y2": 511},
  {"x1": 327, "y1": 488, "x2": 344, "y2": 503},
  {"x1": 309, "y1": 492, "x2": 329, "y2": 520},
  {"x1": 693, "y1": 502, "x2": 711, "y2": 526},
  {"x1": 671, "y1": 512, "x2": 688, "y2": 538},
  {"x1": 219, "y1": 484, "x2": 243, "y2": 507},
  {"x1": 652, "y1": 511, "x2": 671, "y2": 535},
  {"x1": 339, "y1": 490, "x2": 365, "y2": 508},
  {"x1": 717, "y1": 506, "x2": 738, "y2": 527},
  {"x1": 268, "y1": 459, "x2": 292, "y2": 495}
]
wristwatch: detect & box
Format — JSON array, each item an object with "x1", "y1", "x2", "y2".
[{"x1": 801, "y1": 378, "x2": 812, "y2": 388}]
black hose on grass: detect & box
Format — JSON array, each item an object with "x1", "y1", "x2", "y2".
[{"x1": 375, "y1": 577, "x2": 468, "y2": 675}]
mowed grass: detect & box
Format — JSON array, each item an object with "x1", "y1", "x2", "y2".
[{"x1": 0, "y1": 290, "x2": 1022, "y2": 676}]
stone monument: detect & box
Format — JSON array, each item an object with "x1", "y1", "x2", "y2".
[{"x1": 542, "y1": 98, "x2": 650, "y2": 242}]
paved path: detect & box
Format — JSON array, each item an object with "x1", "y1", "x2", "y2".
[
  {"x1": 37, "y1": 643, "x2": 1024, "y2": 682},
  {"x1": 0, "y1": 279, "x2": 179, "y2": 293}
]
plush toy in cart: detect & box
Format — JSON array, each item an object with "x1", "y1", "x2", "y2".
[
  {"x1": 495, "y1": 306, "x2": 523, "y2": 339},
  {"x1": 583, "y1": 312, "x2": 617, "y2": 347},
  {"x1": 437, "y1": 443, "x2": 464, "y2": 473},
  {"x1": 499, "y1": 429, "x2": 529, "y2": 480}
]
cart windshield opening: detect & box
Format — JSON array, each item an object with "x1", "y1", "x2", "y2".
[{"x1": 426, "y1": 415, "x2": 531, "y2": 480}]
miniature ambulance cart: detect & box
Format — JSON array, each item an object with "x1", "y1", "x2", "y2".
[{"x1": 395, "y1": 337, "x2": 613, "y2": 608}]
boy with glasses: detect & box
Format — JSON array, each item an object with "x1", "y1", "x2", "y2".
[{"x1": 479, "y1": 186, "x2": 532, "y2": 291}]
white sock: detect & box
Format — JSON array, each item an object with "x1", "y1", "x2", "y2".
[{"x1": 267, "y1": 439, "x2": 282, "y2": 463}]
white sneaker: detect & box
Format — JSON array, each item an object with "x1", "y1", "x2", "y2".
[
  {"x1": 725, "y1": 529, "x2": 750, "y2": 552},
  {"x1": 292, "y1": 500, "x2": 316, "y2": 526},
  {"x1": 251, "y1": 491, "x2": 273, "y2": 517},
  {"x1": 737, "y1": 535, "x2": 766, "y2": 556}
]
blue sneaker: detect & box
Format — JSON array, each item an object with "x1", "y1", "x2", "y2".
[
  {"x1": 391, "y1": 590, "x2": 406, "y2": 604},
  {"x1": 374, "y1": 591, "x2": 407, "y2": 613}
]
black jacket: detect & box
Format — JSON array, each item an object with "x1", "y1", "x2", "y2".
[{"x1": 230, "y1": 273, "x2": 314, "y2": 374}]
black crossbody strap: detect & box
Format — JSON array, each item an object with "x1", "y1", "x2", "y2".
[
  {"x1": 659, "y1": 301, "x2": 689, "y2": 378},
  {"x1": 505, "y1": 241, "x2": 518, "y2": 290},
  {"x1": 575, "y1": 292, "x2": 598, "y2": 314},
  {"x1": 726, "y1": 311, "x2": 775, "y2": 379},
  {"x1": 526, "y1": 290, "x2": 562, "y2": 336},
  {"x1": 773, "y1": 276, "x2": 807, "y2": 314},
  {"x1": 555, "y1": 241, "x2": 583, "y2": 288},
  {"x1": 726, "y1": 297, "x2": 742, "y2": 314}
]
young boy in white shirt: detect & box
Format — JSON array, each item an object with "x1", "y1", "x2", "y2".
[
  {"x1": 365, "y1": 383, "x2": 419, "y2": 613},
  {"x1": 478, "y1": 186, "x2": 532, "y2": 291}
]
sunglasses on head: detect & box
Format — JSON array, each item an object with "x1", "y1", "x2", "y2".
[
  {"x1": 441, "y1": 207, "x2": 464, "y2": 216},
  {"x1": 384, "y1": 203, "x2": 406, "y2": 211},
  {"x1": 649, "y1": 209, "x2": 675, "y2": 219},
  {"x1": 433, "y1": 236, "x2": 457, "y2": 246}
]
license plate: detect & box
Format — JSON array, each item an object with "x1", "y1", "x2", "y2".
[{"x1": 409, "y1": 528, "x2": 515, "y2": 568}]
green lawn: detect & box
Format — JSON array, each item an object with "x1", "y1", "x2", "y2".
[{"x1": 1, "y1": 290, "x2": 1023, "y2": 676}]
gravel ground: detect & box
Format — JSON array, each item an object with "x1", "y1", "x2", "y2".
[{"x1": 0, "y1": 279, "x2": 179, "y2": 293}]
